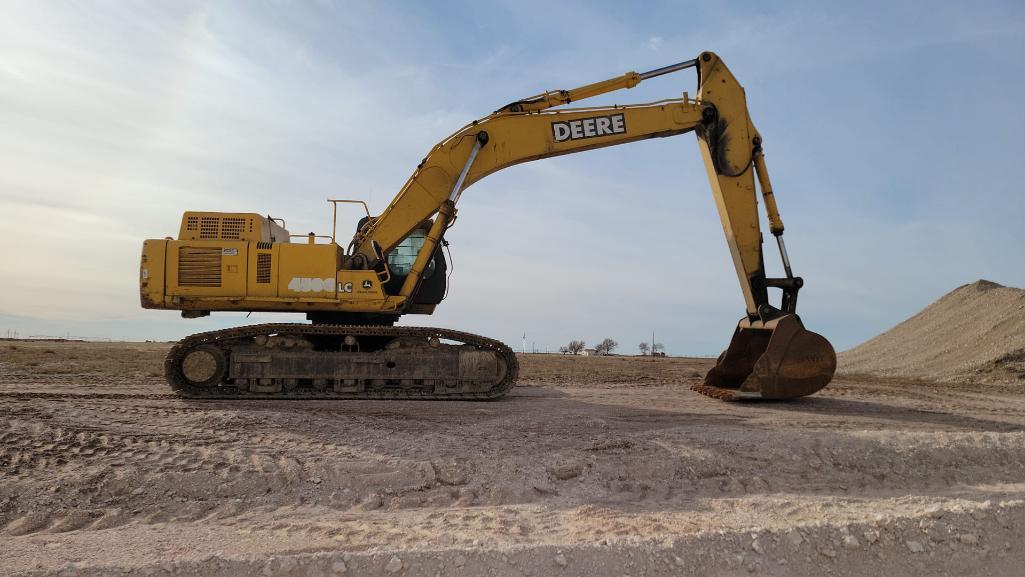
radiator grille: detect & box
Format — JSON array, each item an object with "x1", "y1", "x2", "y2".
[
  {"x1": 256, "y1": 253, "x2": 272, "y2": 284},
  {"x1": 178, "y1": 247, "x2": 222, "y2": 287}
]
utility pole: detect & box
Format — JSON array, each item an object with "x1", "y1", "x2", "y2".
[{"x1": 522, "y1": 333, "x2": 527, "y2": 354}]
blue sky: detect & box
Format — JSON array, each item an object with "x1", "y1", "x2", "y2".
[{"x1": 1, "y1": 1, "x2": 1023, "y2": 354}]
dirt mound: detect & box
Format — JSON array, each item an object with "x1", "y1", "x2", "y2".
[{"x1": 839, "y1": 280, "x2": 1025, "y2": 382}]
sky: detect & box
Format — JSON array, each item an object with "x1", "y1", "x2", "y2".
[{"x1": 1, "y1": 1, "x2": 1023, "y2": 355}]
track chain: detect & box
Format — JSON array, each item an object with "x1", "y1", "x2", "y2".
[
  {"x1": 0, "y1": 392, "x2": 177, "y2": 401},
  {"x1": 165, "y1": 323, "x2": 519, "y2": 401}
]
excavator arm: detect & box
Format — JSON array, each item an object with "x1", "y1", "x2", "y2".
[
  {"x1": 351, "y1": 51, "x2": 836, "y2": 400},
  {"x1": 355, "y1": 53, "x2": 779, "y2": 322}
]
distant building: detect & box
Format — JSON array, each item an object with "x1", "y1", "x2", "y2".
[{"x1": 580, "y1": 348, "x2": 598, "y2": 356}]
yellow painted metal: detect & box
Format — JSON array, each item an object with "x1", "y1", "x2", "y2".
[
  {"x1": 335, "y1": 270, "x2": 388, "y2": 302},
  {"x1": 692, "y1": 52, "x2": 764, "y2": 316},
  {"x1": 143, "y1": 234, "x2": 396, "y2": 314},
  {"x1": 165, "y1": 240, "x2": 248, "y2": 298},
  {"x1": 139, "y1": 239, "x2": 167, "y2": 309},
  {"x1": 276, "y1": 243, "x2": 341, "y2": 296},
  {"x1": 247, "y1": 242, "x2": 278, "y2": 299},
  {"x1": 181, "y1": 212, "x2": 266, "y2": 241}
]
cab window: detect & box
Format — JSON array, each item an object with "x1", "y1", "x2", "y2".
[{"x1": 387, "y1": 230, "x2": 435, "y2": 277}]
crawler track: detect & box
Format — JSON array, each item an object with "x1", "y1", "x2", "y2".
[{"x1": 164, "y1": 323, "x2": 518, "y2": 400}]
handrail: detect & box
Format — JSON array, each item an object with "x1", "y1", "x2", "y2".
[
  {"x1": 290, "y1": 233, "x2": 333, "y2": 245},
  {"x1": 329, "y1": 199, "x2": 371, "y2": 244}
]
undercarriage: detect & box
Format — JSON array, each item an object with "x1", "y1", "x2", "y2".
[{"x1": 165, "y1": 324, "x2": 518, "y2": 400}]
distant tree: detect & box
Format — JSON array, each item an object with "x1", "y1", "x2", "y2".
[
  {"x1": 638, "y1": 342, "x2": 650, "y2": 356},
  {"x1": 558, "y1": 346, "x2": 569, "y2": 355},
  {"x1": 595, "y1": 338, "x2": 618, "y2": 355},
  {"x1": 567, "y1": 340, "x2": 586, "y2": 355}
]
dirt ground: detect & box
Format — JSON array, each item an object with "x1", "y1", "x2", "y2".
[{"x1": 2, "y1": 340, "x2": 1025, "y2": 576}]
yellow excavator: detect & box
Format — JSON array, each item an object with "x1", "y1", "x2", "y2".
[{"x1": 139, "y1": 51, "x2": 836, "y2": 401}]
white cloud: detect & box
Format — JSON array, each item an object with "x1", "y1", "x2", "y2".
[{"x1": 647, "y1": 36, "x2": 664, "y2": 51}]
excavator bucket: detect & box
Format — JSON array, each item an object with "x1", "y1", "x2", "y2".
[{"x1": 693, "y1": 314, "x2": 836, "y2": 401}]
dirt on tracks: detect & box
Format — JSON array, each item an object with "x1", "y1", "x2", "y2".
[{"x1": 2, "y1": 340, "x2": 1025, "y2": 576}]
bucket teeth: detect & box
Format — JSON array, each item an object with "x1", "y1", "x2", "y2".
[
  {"x1": 695, "y1": 314, "x2": 836, "y2": 401},
  {"x1": 690, "y1": 382, "x2": 745, "y2": 402}
]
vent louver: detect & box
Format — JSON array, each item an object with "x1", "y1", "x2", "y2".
[
  {"x1": 199, "y1": 217, "x2": 219, "y2": 239},
  {"x1": 220, "y1": 217, "x2": 246, "y2": 240},
  {"x1": 195, "y1": 216, "x2": 253, "y2": 240},
  {"x1": 182, "y1": 214, "x2": 260, "y2": 241},
  {"x1": 178, "y1": 247, "x2": 222, "y2": 287},
  {"x1": 256, "y1": 253, "x2": 272, "y2": 284}
]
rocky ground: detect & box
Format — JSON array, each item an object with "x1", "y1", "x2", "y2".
[{"x1": 2, "y1": 340, "x2": 1025, "y2": 576}]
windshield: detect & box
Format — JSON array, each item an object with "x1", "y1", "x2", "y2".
[{"x1": 387, "y1": 229, "x2": 436, "y2": 278}]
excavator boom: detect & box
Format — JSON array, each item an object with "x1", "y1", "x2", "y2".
[{"x1": 140, "y1": 51, "x2": 836, "y2": 401}]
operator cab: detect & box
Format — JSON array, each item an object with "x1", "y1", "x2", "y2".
[{"x1": 355, "y1": 218, "x2": 447, "y2": 306}]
